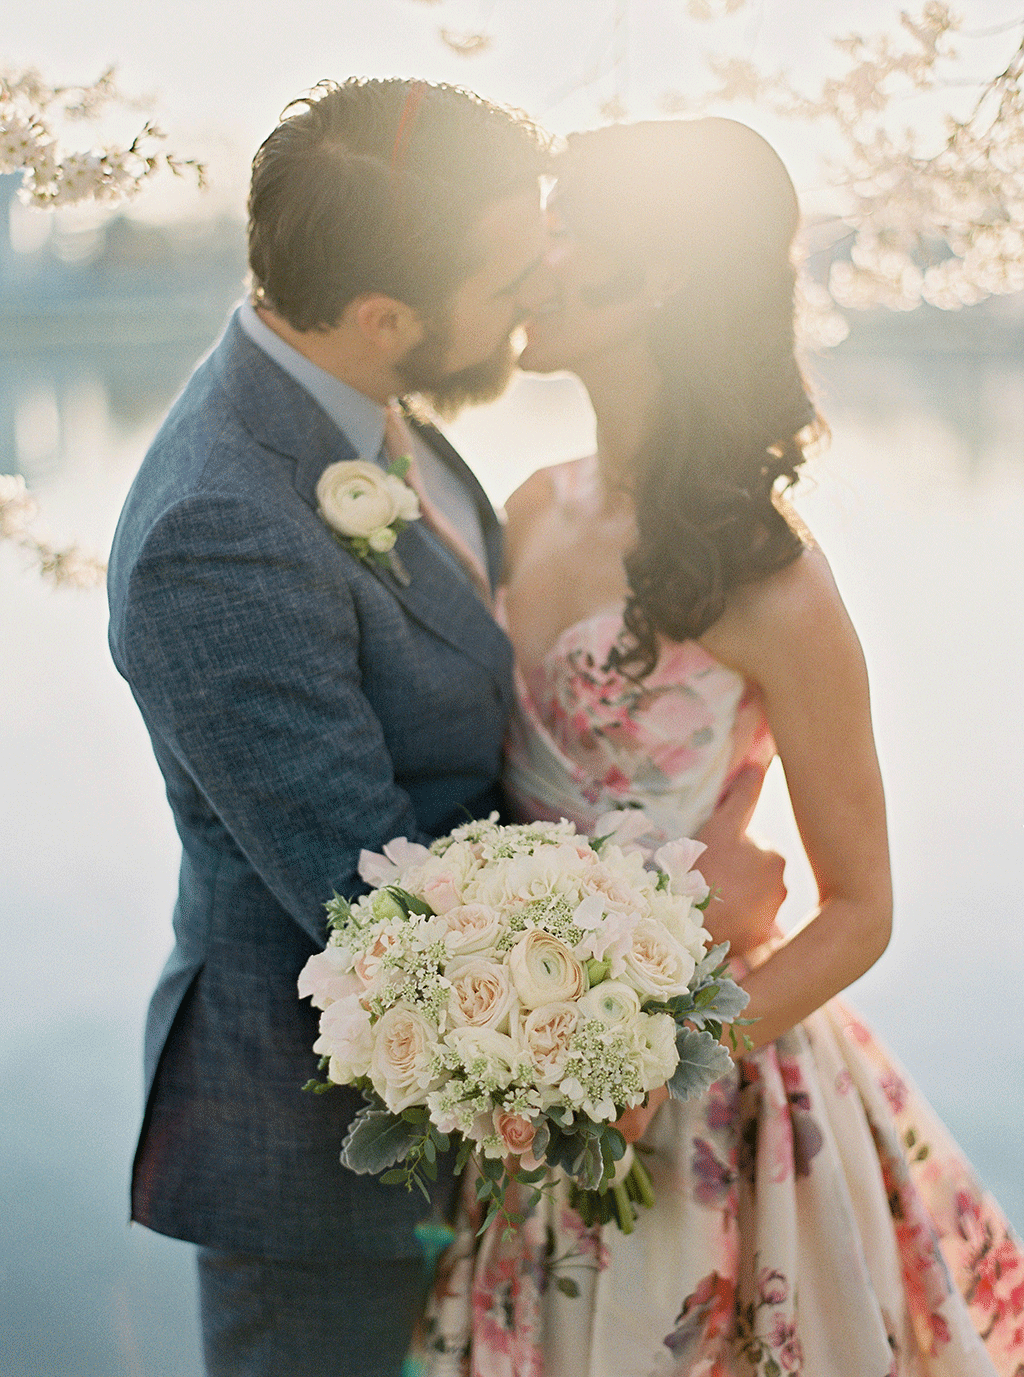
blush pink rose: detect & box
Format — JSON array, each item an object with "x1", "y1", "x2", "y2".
[
  {"x1": 353, "y1": 926, "x2": 402, "y2": 987},
  {"x1": 494, "y1": 1110, "x2": 537, "y2": 1159},
  {"x1": 422, "y1": 874, "x2": 462, "y2": 914}
]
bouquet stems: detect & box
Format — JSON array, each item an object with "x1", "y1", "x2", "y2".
[{"x1": 568, "y1": 1153, "x2": 655, "y2": 1234}]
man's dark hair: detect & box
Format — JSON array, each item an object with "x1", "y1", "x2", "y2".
[{"x1": 247, "y1": 78, "x2": 550, "y2": 332}]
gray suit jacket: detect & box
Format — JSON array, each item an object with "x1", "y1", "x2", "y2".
[{"x1": 107, "y1": 311, "x2": 514, "y2": 1261}]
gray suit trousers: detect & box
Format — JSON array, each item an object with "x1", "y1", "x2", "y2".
[{"x1": 197, "y1": 1247, "x2": 423, "y2": 1377}]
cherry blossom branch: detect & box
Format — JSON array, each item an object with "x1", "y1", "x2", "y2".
[
  {"x1": 0, "y1": 65, "x2": 206, "y2": 208},
  {"x1": 0, "y1": 476, "x2": 105, "y2": 589}
]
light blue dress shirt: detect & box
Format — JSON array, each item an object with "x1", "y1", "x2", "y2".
[{"x1": 238, "y1": 302, "x2": 488, "y2": 575}]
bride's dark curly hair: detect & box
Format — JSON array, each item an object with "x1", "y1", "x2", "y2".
[{"x1": 554, "y1": 118, "x2": 824, "y2": 676}]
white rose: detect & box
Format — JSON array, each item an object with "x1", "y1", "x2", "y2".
[
  {"x1": 447, "y1": 957, "x2": 515, "y2": 1031},
  {"x1": 439, "y1": 904, "x2": 503, "y2": 957},
  {"x1": 577, "y1": 979, "x2": 641, "y2": 1028},
  {"x1": 638, "y1": 1011, "x2": 679, "y2": 1090},
  {"x1": 317, "y1": 460, "x2": 401, "y2": 539},
  {"x1": 516, "y1": 1001, "x2": 580, "y2": 1084},
  {"x1": 369, "y1": 1003, "x2": 442, "y2": 1113},
  {"x1": 648, "y1": 890, "x2": 710, "y2": 964},
  {"x1": 508, "y1": 931, "x2": 586, "y2": 1010},
  {"x1": 622, "y1": 918, "x2": 696, "y2": 1000},
  {"x1": 445, "y1": 1026, "x2": 519, "y2": 1088},
  {"x1": 313, "y1": 994, "x2": 373, "y2": 1083}
]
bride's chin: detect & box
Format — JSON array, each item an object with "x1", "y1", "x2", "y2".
[{"x1": 516, "y1": 344, "x2": 565, "y2": 376}]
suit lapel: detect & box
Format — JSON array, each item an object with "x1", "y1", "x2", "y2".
[{"x1": 212, "y1": 313, "x2": 511, "y2": 679}]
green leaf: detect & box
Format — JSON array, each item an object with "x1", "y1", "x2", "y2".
[
  {"x1": 516, "y1": 1164, "x2": 549, "y2": 1185},
  {"x1": 379, "y1": 1168, "x2": 408, "y2": 1185},
  {"x1": 530, "y1": 1121, "x2": 550, "y2": 1162},
  {"x1": 667, "y1": 1027, "x2": 735, "y2": 1102},
  {"x1": 556, "y1": 1277, "x2": 580, "y2": 1298},
  {"x1": 480, "y1": 1155, "x2": 505, "y2": 1181},
  {"x1": 340, "y1": 1106, "x2": 421, "y2": 1175},
  {"x1": 401, "y1": 1105, "x2": 429, "y2": 1124},
  {"x1": 325, "y1": 897, "x2": 355, "y2": 931},
  {"x1": 423, "y1": 1136, "x2": 436, "y2": 1165},
  {"x1": 386, "y1": 885, "x2": 435, "y2": 916},
  {"x1": 302, "y1": 1078, "x2": 329, "y2": 1094},
  {"x1": 602, "y1": 1125, "x2": 627, "y2": 1161}
]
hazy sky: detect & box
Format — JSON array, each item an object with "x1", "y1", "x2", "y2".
[{"x1": 5, "y1": 0, "x2": 1022, "y2": 219}]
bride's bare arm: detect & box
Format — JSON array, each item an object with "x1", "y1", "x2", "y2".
[{"x1": 700, "y1": 545, "x2": 893, "y2": 1054}]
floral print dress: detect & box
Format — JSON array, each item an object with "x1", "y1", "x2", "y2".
[{"x1": 409, "y1": 610, "x2": 1023, "y2": 1377}]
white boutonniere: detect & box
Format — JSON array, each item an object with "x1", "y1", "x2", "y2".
[{"x1": 316, "y1": 456, "x2": 420, "y2": 586}]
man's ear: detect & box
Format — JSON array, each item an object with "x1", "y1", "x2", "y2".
[{"x1": 352, "y1": 294, "x2": 425, "y2": 362}]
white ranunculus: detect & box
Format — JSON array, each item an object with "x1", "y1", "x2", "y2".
[
  {"x1": 516, "y1": 1001, "x2": 580, "y2": 1084},
  {"x1": 639, "y1": 1011, "x2": 679, "y2": 1090},
  {"x1": 384, "y1": 472, "x2": 421, "y2": 523},
  {"x1": 317, "y1": 460, "x2": 403, "y2": 539},
  {"x1": 367, "y1": 526, "x2": 397, "y2": 553},
  {"x1": 446, "y1": 957, "x2": 514, "y2": 1031},
  {"x1": 313, "y1": 993, "x2": 373, "y2": 1083},
  {"x1": 508, "y1": 930, "x2": 586, "y2": 1009},
  {"x1": 577, "y1": 979, "x2": 642, "y2": 1028},
  {"x1": 622, "y1": 918, "x2": 697, "y2": 1000},
  {"x1": 369, "y1": 1003, "x2": 442, "y2": 1113}
]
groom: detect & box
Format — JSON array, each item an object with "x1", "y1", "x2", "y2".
[
  {"x1": 108, "y1": 77, "x2": 553, "y2": 1377},
  {"x1": 109, "y1": 76, "x2": 786, "y2": 1377}
]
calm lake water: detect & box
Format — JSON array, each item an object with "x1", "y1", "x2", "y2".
[{"x1": 1, "y1": 325, "x2": 1022, "y2": 1376}]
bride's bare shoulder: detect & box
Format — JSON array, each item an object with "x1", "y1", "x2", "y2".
[{"x1": 702, "y1": 541, "x2": 860, "y2": 681}]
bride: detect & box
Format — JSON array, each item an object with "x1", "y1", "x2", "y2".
[{"x1": 413, "y1": 118, "x2": 1022, "y2": 1376}]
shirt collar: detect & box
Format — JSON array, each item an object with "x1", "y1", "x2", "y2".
[{"x1": 238, "y1": 300, "x2": 386, "y2": 462}]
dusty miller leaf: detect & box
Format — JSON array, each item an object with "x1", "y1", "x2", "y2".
[
  {"x1": 340, "y1": 1106, "x2": 421, "y2": 1174},
  {"x1": 667, "y1": 1027, "x2": 735, "y2": 1102}
]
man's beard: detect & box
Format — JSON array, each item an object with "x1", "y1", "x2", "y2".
[{"x1": 395, "y1": 323, "x2": 518, "y2": 421}]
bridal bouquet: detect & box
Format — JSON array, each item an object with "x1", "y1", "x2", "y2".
[{"x1": 299, "y1": 813, "x2": 748, "y2": 1234}]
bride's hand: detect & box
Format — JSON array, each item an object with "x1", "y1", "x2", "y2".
[
  {"x1": 695, "y1": 763, "x2": 787, "y2": 956},
  {"x1": 613, "y1": 1083, "x2": 669, "y2": 1144}
]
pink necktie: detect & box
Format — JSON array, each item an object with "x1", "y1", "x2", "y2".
[{"x1": 384, "y1": 405, "x2": 493, "y2": 608}]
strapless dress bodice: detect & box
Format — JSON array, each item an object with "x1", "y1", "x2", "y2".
[{"x1": 504, "y1": 604, "x2": 774, "y2": 840}]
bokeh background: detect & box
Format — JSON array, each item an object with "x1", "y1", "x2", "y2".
[{"x1": 2, "y1": 3, "x2": 1022, "y2": 1373}]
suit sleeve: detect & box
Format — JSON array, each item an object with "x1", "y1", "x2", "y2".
[{"x1": 117, "y1": 490, "x2": 429, "y2": 946}]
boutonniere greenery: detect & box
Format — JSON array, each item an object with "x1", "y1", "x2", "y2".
[{"x1": 316, "y1": 456, "x2": 420, "y2": 586}]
